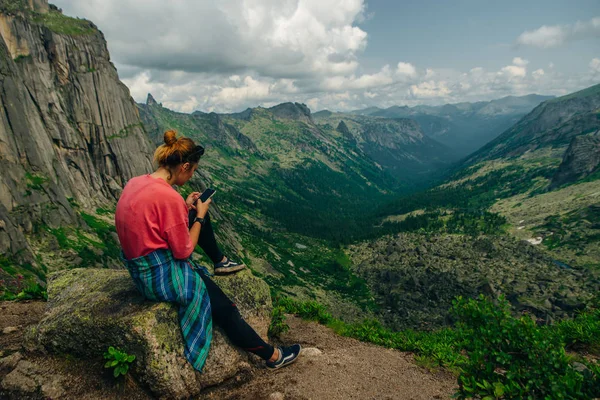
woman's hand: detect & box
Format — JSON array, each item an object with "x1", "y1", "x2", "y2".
[
  {"x1": 196, "y1": 198, "x2": 212, "y2": 218},
  {"x1": 186, "y1": 192, "x2": 201, "y2": 210}
]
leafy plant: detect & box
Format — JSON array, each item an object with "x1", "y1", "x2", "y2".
[
  {"x1": 103, "y1": 346, "x2": 136, "y2": 378},
  {"x1": 452, "y1": 295, "x2": 600, "y2": 399},
  {"x1": 268, "y1": 305, "x2": 289, "y2": 337},
  {"x1": 15, "y1": 282, "x2": 47, "y2": 301}
]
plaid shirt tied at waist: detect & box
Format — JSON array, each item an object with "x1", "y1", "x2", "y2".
[{"x1": 123, "y1": 248, "x2": 213, "y2": 371}]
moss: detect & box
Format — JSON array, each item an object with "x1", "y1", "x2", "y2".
[
  {"x1": 151, "y1": 309, "x2": 182, "y2": 353},
  {"x1": 13, "y1": 54, "x2": 31, "y2": 62}
]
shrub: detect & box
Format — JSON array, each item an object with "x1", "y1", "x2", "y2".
[
  {"x1": 452, "y1": 295, "x2": 600, "y2": 399},
  {"x1": 268, "y1": 305, "x2": 289, "y2": 337},
  {"x1": 278, "y1": 294, "x2": 600, "y2": 398}
]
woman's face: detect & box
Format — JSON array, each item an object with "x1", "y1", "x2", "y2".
[{"x1": 175, "y1": 162, "x2": 198, "y2": 186}]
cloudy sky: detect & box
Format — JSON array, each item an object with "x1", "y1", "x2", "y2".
[{"x1": 55, "y1": 0, "x2": 599, "y2": 113}]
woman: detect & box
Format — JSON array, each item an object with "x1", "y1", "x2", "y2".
[{"x1": 115, "y1": 130, "x2": 301, "y2": 372}]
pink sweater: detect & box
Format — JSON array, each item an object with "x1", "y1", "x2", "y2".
[{"x1": 115, "y1": 175, "x2": 193, "y2": 260}]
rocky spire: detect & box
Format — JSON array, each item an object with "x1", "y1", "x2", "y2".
[
  {"x1": 146, "y1": 93, "x2": 159, "y2": 106},
  {"x1": 336, "y1": 120, "x2": 356, "y2": 144}
]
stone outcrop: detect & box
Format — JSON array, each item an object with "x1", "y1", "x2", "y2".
[
  {"x1": 0, "y1": 4, "x2": 154, "y2": 278},
  {"x1": 268, "y1": 102, "x2": 314, "y2": 124},
  {"x1": 550, "y1": 133, "x2": 600, "y2": 189},
  {"x1": 336, "y1": 120, "x2": 356, "y2": 144},
  {"x1": 26, "y1": 268, "x2": 272, "y2": 399}
]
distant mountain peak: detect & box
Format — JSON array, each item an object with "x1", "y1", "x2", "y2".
[
  {"x1": 146, "y1": 93, "x2": 159, "y2": 107},
  {"x1": 268, "y1": 102, "x2": 313, "y2": 123}
]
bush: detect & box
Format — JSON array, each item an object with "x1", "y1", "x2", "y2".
[
  {"x1": 278, "y1": 294, "x2": 600, "y2": 398},
  {"x1": 452, "y1": 295, "x2": 600, "y2": 399},
  {"x1": 268, "y1": 305, "x2": 289, "y2": 337}
]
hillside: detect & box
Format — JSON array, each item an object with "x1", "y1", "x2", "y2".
[
  {"x1": 351, "y1": 94, "x2": 553, "y2": 156},
  {"x1": 312, "y1": 111, "x2": 454, "y2": 178},
  {"x1": 465, "y1": 84, "x2": 600, "y2": 164},
  {"x1": 137, "y1": 96, "x2": 462, "y2": 316},
  {"x1": 360, "y1": 83, "x2": 600, "y2": 330}
]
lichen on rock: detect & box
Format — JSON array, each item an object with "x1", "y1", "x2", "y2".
[{"x1": 27, "y1": 268, "x2": 272, "y2": 399}]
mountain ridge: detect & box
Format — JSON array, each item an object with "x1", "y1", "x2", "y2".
[{"x1": 343, "y1": 94, "x2": 554, "y2": 156}]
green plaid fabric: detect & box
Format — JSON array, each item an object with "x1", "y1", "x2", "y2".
[{"x1": 123, "y1": 249, "x2": 213, "y2": 371}]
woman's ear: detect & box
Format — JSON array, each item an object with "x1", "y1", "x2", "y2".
[{"x1": 182, "y1": 162, "x2": 191, "y2": 171}]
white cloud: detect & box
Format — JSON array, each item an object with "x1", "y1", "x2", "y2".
[
  {"x1": 532, "y1": 69, "x2": 545, "y2": 79},
  {"x1": 512, "y1": 57, "x2": 529, "y2": 66},
  {"x1": 591, "y1": 58, "x2": 600, "y2": 74},
  {"x1": 409, "y1": 81, "x2": 450, "y2": 99},
  {"x1": 121, "y1": 56, "x2": 598, "y2": 112},
  {"x1": 516, "y1": 16, "x2": 600, "y2": 48},
  {"x1": 396, "y1": 62, "x2": 417, "y2": 77},
  {"x1": 499, "y1": 65, "x2": 527, "y2": 78},
  {"x1": 54, "y1": 1, "x2": 599, "y2": 112},
  {"x1": 57, "y1": 0, "x2": 368, "y2": 80}
]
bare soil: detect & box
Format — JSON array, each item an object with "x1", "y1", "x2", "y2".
[
  {"x1": 201, "y1": 316, "x2": 456, "y2": 400},
  {"x1": 0, "y1": 301, "x2": 456, "y2": 399}
]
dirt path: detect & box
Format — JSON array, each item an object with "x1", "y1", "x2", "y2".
[
  {"x1": 0, "y1": 302, "x2": 456, "y2": 399},
  {"x1": 202, "y1": 316, "x2": 456, "y2": 399}
]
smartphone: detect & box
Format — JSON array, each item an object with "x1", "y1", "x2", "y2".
[{"x1": 198, "y1": 188, "x2": 216, "y2": 203}]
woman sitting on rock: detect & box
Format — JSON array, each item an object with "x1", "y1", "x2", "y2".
[{"x1": 115, "y1": 130, "x2": 301, "y2": 372}]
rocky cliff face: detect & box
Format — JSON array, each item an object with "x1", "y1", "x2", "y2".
[
  {"x1": 550, "y1": 133, "x2": 600, "y2": 189},
  {"x1": 0, "y1": 1, "x2": 153, "y2": 285}
]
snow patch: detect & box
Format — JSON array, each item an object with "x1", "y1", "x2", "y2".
[{"x1": 526, "y1": 237, "x2": 543, "y2": 245}]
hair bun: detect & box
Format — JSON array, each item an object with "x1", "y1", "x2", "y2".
[{"x1": 164, "y1": 130, "x2": 178, "y2": 146}]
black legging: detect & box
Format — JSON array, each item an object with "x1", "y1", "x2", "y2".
[
  {"x1": 196, "y1": 268, "x2": 274, "y2": 360},
  {"x1": 188, "y1": 210, "x2": 223, "y2": 264},
  {"x1": 189, "y1": 210, "x2": 274, "y2": 360}
]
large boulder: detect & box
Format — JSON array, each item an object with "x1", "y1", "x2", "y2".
[{"x1": 26, "y1": 268, "x2": 272, "y2": 399}]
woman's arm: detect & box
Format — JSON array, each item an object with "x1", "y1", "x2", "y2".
[{"x1": 188, "y1": 198, "x2": 211, "y2": 249}]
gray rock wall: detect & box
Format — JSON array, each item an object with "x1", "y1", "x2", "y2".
[{"x1": 0, "y1": 9, "x2": 153, "y2": 269}]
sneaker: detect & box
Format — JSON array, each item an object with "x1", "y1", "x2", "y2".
[
  {"x1": 214, "y1": 257, "x2": 246, "y2": 275},
  {"x1": 266, "y1": 344, "x2": 302, "y2": 370}
]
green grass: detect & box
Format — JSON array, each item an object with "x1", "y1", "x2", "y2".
[
  {"x1": 31, "y1": 10, "x2": 96, "y2": 36},
  {"x1": 0, "y1": 0, "x2": 28, "y2": 14},
  {"x1": 0, "y1": 255, "x2": 46, "y2": 298},
  {"x1": 239, "y1": 223, "x2": 377, "y2": 311},
  {"x1": 39, "y1": 212, "x2": 121, "y2": 270},
  {"x1": 534, "y1": 206, "x2": 600, "y2": 251}
]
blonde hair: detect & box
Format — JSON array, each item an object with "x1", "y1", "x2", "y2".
[{"x1": 153, "y1": 130, "x2": 204, "y2": 168}]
